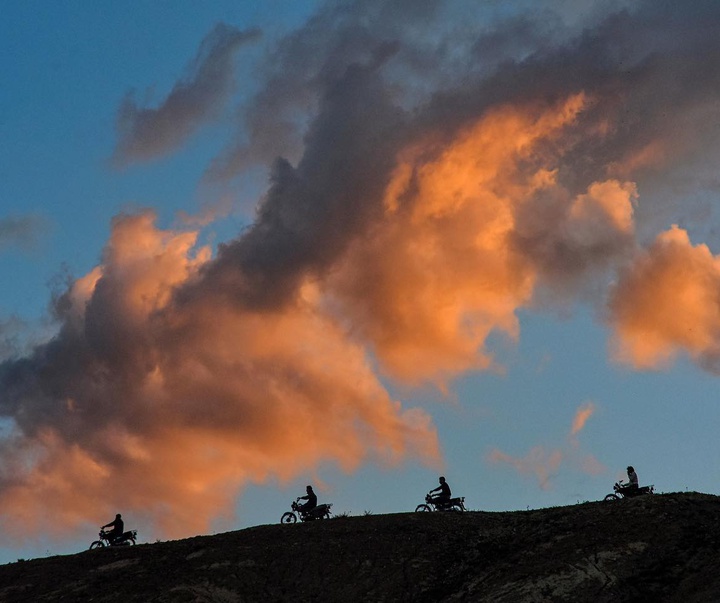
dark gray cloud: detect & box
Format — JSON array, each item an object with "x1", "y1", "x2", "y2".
[
  {"x1": 189, "y1": 53, "x2": 409, "y2": 309},
  {"x1": 0, "y1": 215, "x2": 48, "y2": 253},
  {"x1": 0, "y1": 317, "x2": 25, "y2": 362},
  {"x1": 113, "y1": 24, "x2": 261, "y2": 166},
  {"x1": 205, "y1": 0, "x2": 637, "y2": 182},
  {"x1": 205, "y1": 0, "x2": 445, "y2": 180}
]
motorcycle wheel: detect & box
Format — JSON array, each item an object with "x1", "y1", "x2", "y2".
[
  {"x1": 415, "y1": 504, "x2": 431, "y2": 512},
  {"x1": 604, "y1": 494, "x2": 620, "y2": 501},
  {"x1": 89, "y1": 541, "x2": 105, "y2": 550},
  {"x1": 450, "y1": 503, "x2": 465, "y2": 512},
  {"x1": 281, "y1": 512, "x2": 297, "y2": 524}
]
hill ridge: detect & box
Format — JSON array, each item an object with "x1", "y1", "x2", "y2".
[{"x1": 1, "y1": 492, "x2": 720, "y2": 602}]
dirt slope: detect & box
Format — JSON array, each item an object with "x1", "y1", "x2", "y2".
[{"x1": 2, "y1": 493, "x2": 720, "y2": 602}]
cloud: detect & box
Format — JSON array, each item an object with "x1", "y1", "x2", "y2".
[
  {"x1": 198, "y1": 0, "x2": 720, "y2": 367},
  {"x1": 488, "y1": 402, "x2": 604, "y2": 489},
  {"x1": 0, "y1": 214, "x2": 49, "y2": 253},
  {"x1": 113, "y1": 24, "x2": 261, "y2": 166},
  {"x1": 205, "y1": 0, "x2": 445, "y2": 180},
  {"x1": 0, "y1": 316, "x2": 26, "y2": 361},
  {"x1": 0, "y1": 212, "x2": 438, "y2": 540},
  {"x1": 187, "y1": 55, "x2": 410, "y2": 312},
  {"x1": 609, "y1": 226, "x2": 720, "y2": 371},
  {"x1": 324, "y1": 94, "x2": 639, "y2": 384},
  {"x1": 6, "y1": 0, "x2": 720, "y2": 541},
  {"x1": 571, "y1": 401, "x2": 596, "y2": 437},
  {"x1": 488, "y1": 447, "x2": 564, "y2": 491}
]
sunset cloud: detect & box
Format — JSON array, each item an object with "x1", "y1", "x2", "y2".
[
  {"x1": 488, "y1": 447, "x2": 563, "y2": 491},
  {"x1": 571, "y1": 401, "x2": 596, "y2": 437},
  {"x1": 325, "y1": 97, "x2": 583, "y2": 384},
  {"x1": 0, "y1": 213, "x2": 438, "y2": 539},
  {"x1": 488, "y1": 402, "x2": 604, "y2": 489},
  {"x1": 5, "y1": 0, "x2": 720, "y2": 543},
  {"x1": 324, "y1": 94, "x2": 640, "y2": 385},
  {"x1": 609, "y1": 226, "x2": 720, "y2": 371}
]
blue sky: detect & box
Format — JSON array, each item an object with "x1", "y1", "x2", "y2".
[{"x1": 2, "y1": 0, "x2": 720, "y2": 564}]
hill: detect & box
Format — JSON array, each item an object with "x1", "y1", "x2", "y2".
[{"x1": 1, "y1": 493, "x2": 720, "y2": 602}]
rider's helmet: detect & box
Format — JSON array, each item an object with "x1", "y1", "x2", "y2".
[{"x1": 116, "y1": 513, "x2": 122, "y2": 518}]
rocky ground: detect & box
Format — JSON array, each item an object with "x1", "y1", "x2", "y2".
[{"x1": 2, "y1": 492, "x2": 720, "y2": 602}]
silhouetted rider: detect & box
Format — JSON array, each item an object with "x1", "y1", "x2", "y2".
[
  {"x1": 429, "y1": 476, "x2": 451, "y2": 506},
  {"x1": 621, "y1": 466, "x2": 639, "y2": 495},
  {"x1": 102, "y1": 513, "x2": 124, "y2": 543},
  {"x1": 297, "y1": 485, "x2": 318, "y2": 513}
]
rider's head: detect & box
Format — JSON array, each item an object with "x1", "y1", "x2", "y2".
[
  {"x1": 627, "y1": 466, "x2": 634, "y2": 473},
  {"x1": 116, "y1": 514, "x2": 121, "y2": 519},
  {"x1": 306, "y1": 485, "x2": 313, "y2": 493},
  {"x1": 439, "y1": 476, "x2": 445, "y2": 483}
]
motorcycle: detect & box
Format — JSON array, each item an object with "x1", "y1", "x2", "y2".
[
  {"x1": 281, "y1": 500, "x2": 333, "y2": 523},
  {"x1": 415, "y1": 493, "x2": 467, "y2": 512},
  {"x1": 604, "y1": 481, "x2": 654, "y2": 501},
  {"x1": 89, "y1": 528, "x2": 138, "y2": 549}
]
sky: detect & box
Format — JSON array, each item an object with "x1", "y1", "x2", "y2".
[{"x1": 2, "y1": 0, "x2": 720, "y2": 563}]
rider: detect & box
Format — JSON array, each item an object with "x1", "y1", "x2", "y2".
[
  {"x1": 429, "y1": 476, "x2": 451, "y2": 507},
  {"x1": 621, "y1": 466, "x2": 639, "y2": 495},
  {"x1": 297, "y1": 485, "x2": 318, "y2": 514},
  {"x1": 102, "y1": 513, "x2": 124, "y2": 544}
]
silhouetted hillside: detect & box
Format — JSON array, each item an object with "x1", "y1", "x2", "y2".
[{"x1": 2, "y1": 493, "x2": 720, "y2": 602}]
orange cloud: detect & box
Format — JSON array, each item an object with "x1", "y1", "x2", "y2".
[
  {"x1": 488, "y1": 446, "x2": 563, "y2": 490},
  {"x1": 325, "y1": 93, "x2": 638, "y2": 386},
  {"x1": 6, "y1": 0, "x2": 720, "y2": 548},
  {"x1": 327, "y1": 95, "x2": 611, "y2": 385},
  {"x1": 488, "y1": 402, "x2": 605, "y2": 489},
  {"x1": 2, "y1": 92, "x2": 637, "y2": 542},
  {"x1": 0, "y1": 212, "x2": 439, "y2": 541},
  {"x1": 0, "y1": 90, "x2": 645, "y2": 542},
  {"x1": 609, "y1": 225, "x2": 720, "y2": 369},
  {"x1": 570, "y1": 401, "x2": 596, "y2": 437},
  {"x1": 569, "y1": 180, "x2": 636, "y2": 238}
]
